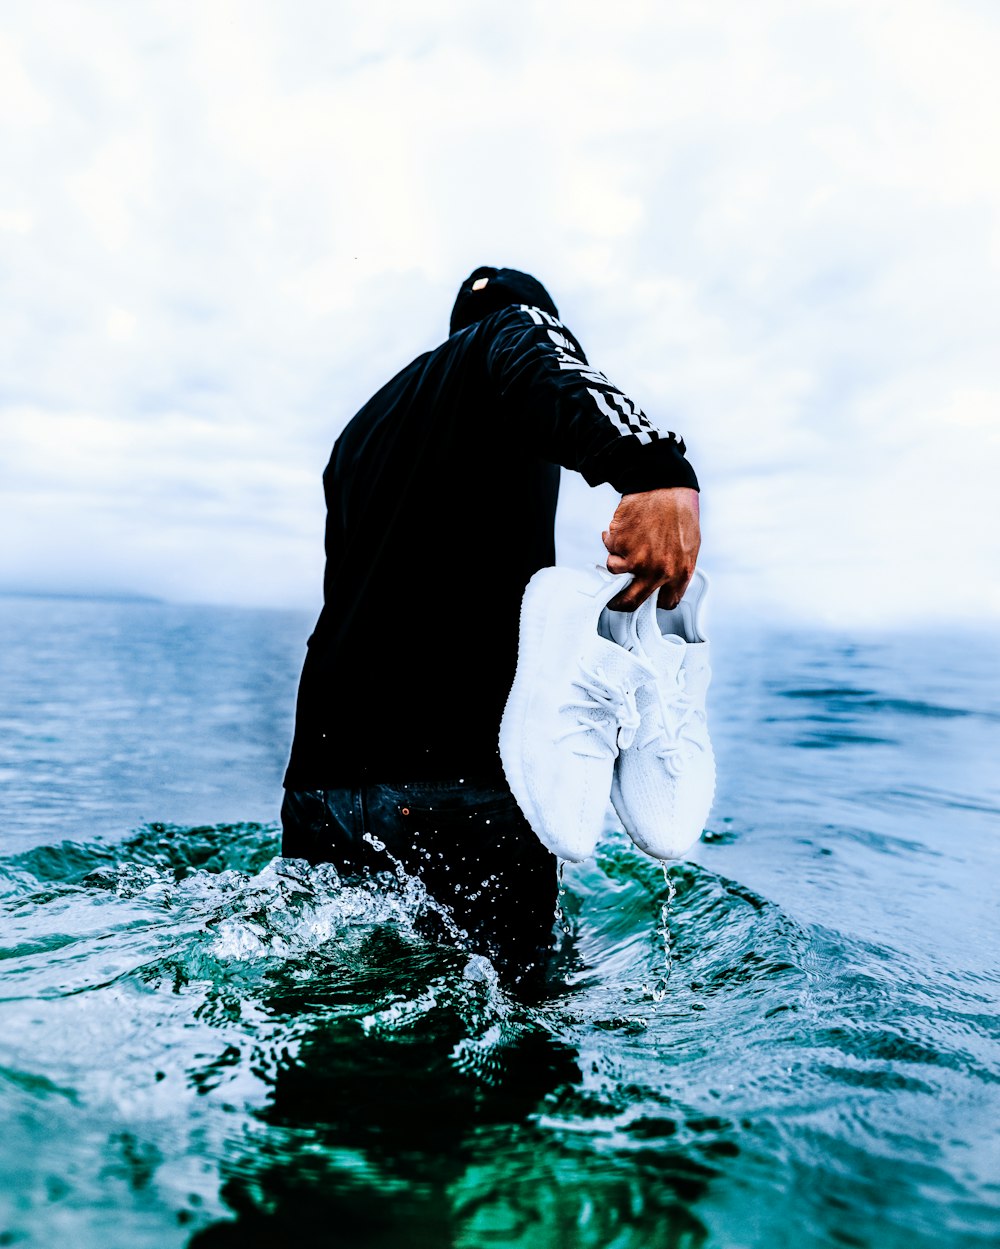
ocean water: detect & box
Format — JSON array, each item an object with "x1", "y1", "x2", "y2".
[{"x1": 1, "y1": 594, "x2": 998, "y2": 1248}]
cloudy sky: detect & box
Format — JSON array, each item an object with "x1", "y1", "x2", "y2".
[{"x1": 2, "y1": 0, "x2": 998, "y2": 629}]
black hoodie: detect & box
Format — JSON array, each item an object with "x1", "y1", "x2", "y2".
[{"x1": 283, "y1": 268, "x2": 699, "y2": 789}]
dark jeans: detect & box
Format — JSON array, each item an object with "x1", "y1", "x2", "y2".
[{"x1": 281, "y1": 779, "x2": 559, "y2": 991}]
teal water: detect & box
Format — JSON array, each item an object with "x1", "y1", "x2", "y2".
[{"x1": 1, "y1": 596, "x2": 998, "y2": 1247}]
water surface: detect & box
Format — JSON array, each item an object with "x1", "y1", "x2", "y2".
[{"x1": 1, "y1": 596, "x2": 998, "y2": 1247}]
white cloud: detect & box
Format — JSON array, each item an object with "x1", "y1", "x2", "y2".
[{"x1": 1, "y1": 0, "x2": 998, "y2": 627}]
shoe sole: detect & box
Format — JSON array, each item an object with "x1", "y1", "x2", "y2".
[{"x1": 499, "y1": 571, "x2": 562, "y2": 856}]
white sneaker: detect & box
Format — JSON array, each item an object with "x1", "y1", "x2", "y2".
[
  {"x1": 499, "y1": 564, "x2": 657, "y2": 862},
  {"x1": 606, "y1": 568, "x2": 715, "y2": 860}
]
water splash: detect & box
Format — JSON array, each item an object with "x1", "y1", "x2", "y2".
[{"x1": 361, "y1": 830, "x2": 472, "y2": 951}]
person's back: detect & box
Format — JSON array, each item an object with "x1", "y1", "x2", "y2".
[
  {"x1": 283, "y1": 305, "x2": 561, "y2": 789},
  {"x1": 281, "y1": 266, "x2": 702, "y2": 992}
]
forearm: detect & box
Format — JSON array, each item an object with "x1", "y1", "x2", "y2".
[{"x1": 487, "y1": 307, "x2": 698, "y2": 495}]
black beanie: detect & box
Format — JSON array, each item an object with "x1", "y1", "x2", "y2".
[{"x1": 449, "y1": 266, "x2": 559, "y2": 336}]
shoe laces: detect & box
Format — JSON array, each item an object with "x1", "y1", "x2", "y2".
[
  {"x1": 555, "y1": 660, "x2": 642, "y2": 760},
  {"x1": 642, "y1": 666, "x2": 706, "y2": 776}
]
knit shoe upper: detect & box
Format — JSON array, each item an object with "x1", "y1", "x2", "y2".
[
  {"x1": 499, "y1": 564, "x2": 657, "y2": 862},
  {"x1": 608, "y1": 568, "x2": 715, "y2": 860}
]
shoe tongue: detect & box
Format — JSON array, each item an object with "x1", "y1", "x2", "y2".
[
  {"x1": 656, "y1": 597, "x2": 706, "y2": 644},
  {"x1": 598, "y1": 607, "x2": 633, "y2": 648},
  {"x1": 633, "y1": 600, "x2": 686, "y2": 676},
  {"x1": 657, "y1": 634, "x2": 686, "y2": 679},
  {"x1": 654, "y1": 603, "x2": 684, "y2": 642}
]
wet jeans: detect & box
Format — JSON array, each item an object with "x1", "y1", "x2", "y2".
[{"x1": 280, "y1": 779, "x2": 560, "y2": 990}]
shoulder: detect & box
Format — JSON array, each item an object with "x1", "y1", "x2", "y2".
[
  {"x1": 474, "y1": 304, "x2": 589, "y2": 366},
  {"x1": 482, "y1": 303, "x2": 566, "y2": 333}
]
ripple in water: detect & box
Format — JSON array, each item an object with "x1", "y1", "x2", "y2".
[{"x1": 2, "y1": 820, "x2": 998, "y2": 1248}]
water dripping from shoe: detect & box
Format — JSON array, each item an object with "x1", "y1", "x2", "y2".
[
  {"x1": 645, "y1": 862, "x2": 677, "y2": 1002},
  {"x1": 554, "y1": 859, "x2": 572, "y2": 936}
]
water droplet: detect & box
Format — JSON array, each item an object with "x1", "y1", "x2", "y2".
[{"x1": 554, "y1": 859, "x2": 571, "y2": 935}]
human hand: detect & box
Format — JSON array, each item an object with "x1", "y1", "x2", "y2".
[{"x1": 602, "y1": 487, "x2": 701, "y2": 611}]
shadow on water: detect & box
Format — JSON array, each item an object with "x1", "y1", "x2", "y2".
[
  {"x1": 192, "y1": 1022, "x2": 714, "y2": 1249},
  {"x1": 190, "y1": 962, "x2": 692, "y2": 1249}
]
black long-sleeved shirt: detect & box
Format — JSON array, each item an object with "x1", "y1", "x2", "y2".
[{"x1": 282, "y1": 302, "x2": 698, "y2": 789}]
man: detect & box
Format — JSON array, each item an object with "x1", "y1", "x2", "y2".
[{"x1": 281, "y1": 266, "x2": 701, "y2": 989}]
